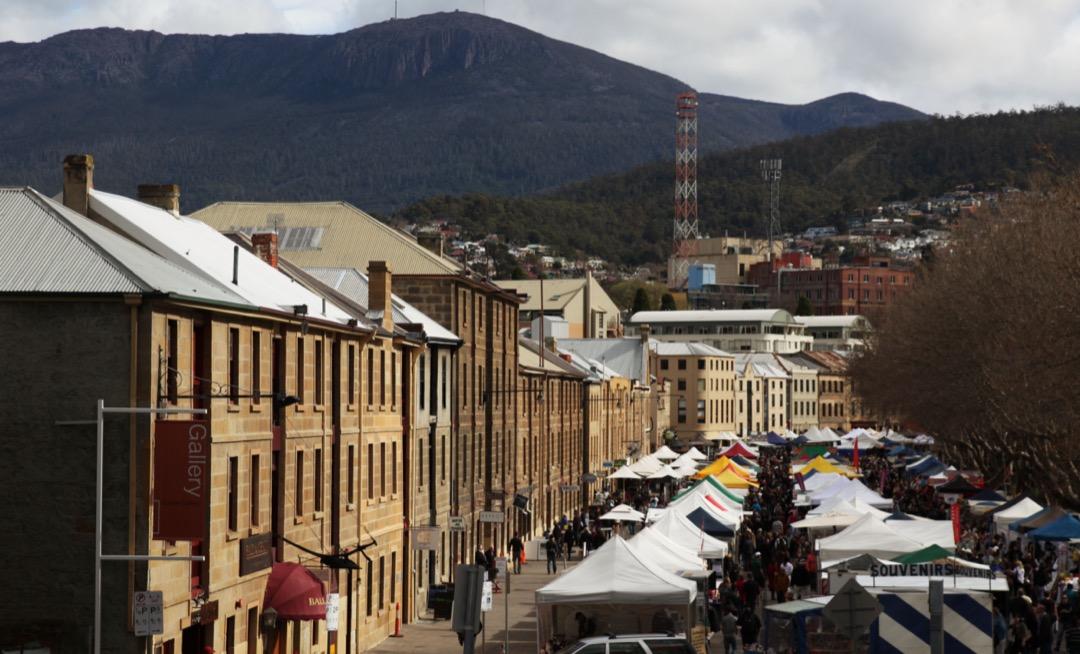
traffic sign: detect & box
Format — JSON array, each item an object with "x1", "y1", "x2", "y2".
[
  {"x1": 133, "y1": 591, "x2": 163, "y2": 636},
  {"x1": 478, "y1": 511, "x2": 505, "y2": 523},
  {"x1": 822, "y1": 578, "x2": 883, "y2": 643},
  {"x1": 481, "y1": 581, "x2": 494, "y2": 612},
  {"x1": 449, "y1": 516, "x2": 467, "y2": 532}
]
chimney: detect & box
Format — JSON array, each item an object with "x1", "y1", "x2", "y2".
[
  {"x1": 137, "y1": 184, "x2": 181, "y2": 216},
  {"x1": 251, "y1": 232, "x2": 279, "y2": 269},
  {"x1": 368, "y1": 260, "x2": 394, "y2": 331},
  {"x1": 417, "y1": 231, "x2": 444, "y2": 257},
  {"x1": 544, "y1": 335, "x2": 558, "y2": 354},
  {"x1": 62, "y1": 154, "x2": 94, "y2": 216},
  {"x1": 639, "y1": 324, "x2": 650, "y2": 345}
]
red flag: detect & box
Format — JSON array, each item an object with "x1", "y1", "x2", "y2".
[
  {"x1": 950, "y1": 503, "x2": 962, "y2": 543},
  {"x1": 852, "y1": 438, "x2": 860, "y2": 471}
]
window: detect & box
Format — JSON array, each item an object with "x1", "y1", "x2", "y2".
[
  {"x1": 250, "y1": 454, "x2": 260, "y2": 527},
  {"x1": 347, "y1": 445, "x2": 355, "y2": 505},
  {"x1": 380, "y1": 351, "x2": 386, "y2": 406},
  {"x1": 660, "y1": 359, "x2": 669, "y2": 370},
  {"x1": 366, "y1": 563, "x2": 374, "y2": 616},
  {"x1": 677, "y1": 359, "x2": 687, "y2": 370},
  {"x1": 848, "y1": 289, "x2": 855, "y2": 300},
  {"x1": 296, "y1": 338, "x2": 305, "y2": 403},
  {"x1": 419, "y1": 354, "x2": 426, "y2": 410},
  {"x1": 367, "y1": 349, "x2": 374, "y2": 405},
  {"x1": 380, "y1": 442, "x2": 387, "y2": 496},
  {"x1": 251, "y1": 331, "x2": 261, "y2": 404},
  {"x1": 228, "y1": 456, "x2": 238, "y2": 532},
  {"x1": 440, "y1": 435, "x2": 446, "y2": 482},
  {"x1": 367, "y1": 443, "x2": 374, "y2": 499},
  {"x1": 677, "y1": 378, "x2": 686, "y2": 391},
  {"x1": 697, "y1": 359, "x2": 705, "y2": 370},
  {"x1": 392, "y1": 442, "x2": 398, "y2": 494},
  {"x1": 441, "y1": 354, "x2": 447, "y2": 409},
  {"x1": 229, "y1": 328, "x2": 240, "y2": 404},
  {"x1": 314, "y1": 340, "x2": 323, "y2": 405},
  {"x1": 697, "y1": 400, "x2": 706, "y2": 423},
  {"x1": 391, "y1": 352, "x2": 397, "y2": 407},
  {"x1": 697, "y1": 379, "x2": 705, "y2": 391},
  {"x1": 347, "y1": 344, "x2": 356, "y2": 405},
  {"x1": 677, "y1": 399, "x2": 687, "y2": 424},
  {"x1": 379, "y1": 555, "x2": 386, "y2": 608},
  {"x1": 418, "y1": 437, "x2": 424, "y2": 488},
  {"x1": 295, "y1": 449, "x2": 305, "y2": 517},
  {"x1": 314, "y1": 449, "x2": 323, "y2": 512}
]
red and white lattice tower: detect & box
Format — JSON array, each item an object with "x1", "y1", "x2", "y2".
[{"x1": 671, "y1": 92, "x2": 700, "y2": 290}]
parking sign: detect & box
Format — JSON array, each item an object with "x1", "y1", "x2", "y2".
[{"x1": 133, "y1": 591, "x2": 164, "y2": 636}]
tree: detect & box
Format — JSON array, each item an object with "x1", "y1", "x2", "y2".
[
  {"x1": 795, "y1": 296, "x2": 814, "y2": 316},
  {"x1": 660, "y1": 293, "x2": 677, "y2": 311},
  {"x1": 847, "y1": 166, "x2": 1080, "y2": 505},
  {"x1": 632, "y1": 287, "x2": 652, "y2": 313}
]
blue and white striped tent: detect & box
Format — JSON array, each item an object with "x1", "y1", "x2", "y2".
[
  {"x1": 870, "y1": 588, "x2": 992, "y2": 654},
  {"x1": 764, "y1": 588, "x2": 993, "y2": 654}
]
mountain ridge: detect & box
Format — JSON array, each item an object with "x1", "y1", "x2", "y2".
[{"x1": 0, "y1": 12, "x2": 927, "y2": 213}]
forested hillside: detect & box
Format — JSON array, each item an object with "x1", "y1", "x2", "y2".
[{"x1": 393, "y1": 105, "x2": 1080, "y2": 266}]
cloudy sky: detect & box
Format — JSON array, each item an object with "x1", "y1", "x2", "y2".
[{"x1": 4, "y1": 0, "x2": 1079, "y2": 116}]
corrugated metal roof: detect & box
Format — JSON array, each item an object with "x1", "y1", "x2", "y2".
[
  {"x1": 555, "y1": 338, "x2": 647, "y2": 381},
  {"x1": 494, "y1": 278, "x2": 584, "y2": 311},
  {"x1": 305, "y1": 267, "x2": 461, "y2": 345},
  {"x1": 191, "y1": 201, "x2": 462, "y2": 275},
  {"x1": 630, "y1": 309, "x2": 796, "y2": 324},
  {"x1": 90, "y1": 191, "x2": 356, "y2": 325},
  {"x1": 652, "y1": 341, "x2": 733, "y2": 357},
  {"x1": 0, "y1": 187, "x2": 252, "y2": 306}
]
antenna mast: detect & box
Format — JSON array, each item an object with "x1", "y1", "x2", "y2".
[
  {"x1": 760, "y1": 158, "x2": 782, "y2": 263},
  {"x1": 672, "y1": 92, "x2": 700, "y2": 290}
]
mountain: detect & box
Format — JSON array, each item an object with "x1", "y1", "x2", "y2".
[{"x1": 0, "y1": 12, "x2": 925, "y2": 214}]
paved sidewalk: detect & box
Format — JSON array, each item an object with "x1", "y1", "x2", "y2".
[{"x1": 364, "y1": 555, "x2": 576, "y2": 654}]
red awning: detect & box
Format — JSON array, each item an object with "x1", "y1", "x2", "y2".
[{"x1": 263, "y1": 563, "x2": 327, "y2": 621}]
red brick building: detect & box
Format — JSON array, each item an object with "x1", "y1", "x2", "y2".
[{"x1": 747, "y1": 255, "x2": 915, "y2": 316}]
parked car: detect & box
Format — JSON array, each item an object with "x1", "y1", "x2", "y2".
[{"x1": 555, "y1": 633, "x2": 697, "y2": 654}]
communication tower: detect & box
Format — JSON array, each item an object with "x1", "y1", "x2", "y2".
[
  {"x1": 672, "y1": 92, "x2": 700, "y2": 289},
  {"x1": 760, "y1": 158, "x2": 782, "y2": 263}
]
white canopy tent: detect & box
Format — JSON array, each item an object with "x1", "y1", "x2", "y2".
[
  {"x1": 652, "y1": 445, "x2": 680, "y2": 460},
  {"x1": 607, "y1": 466, "x2": 643, "y2": 481},
  {"x1": 535, "y1": 535, "x2": 698, "y2": 640},
  {"x1": 646, "y1": 464, "x2": 686, "y2": 480},
  {"x1": 809, "y1": 477, "x2": 892, "y2": 509},
  {"x1": 629, "y1": 455, "x2": 664, "y2": 476},
  {"x1": 599, "y1": 504, "x2": 646, "y2": 523},
  {"x1": 816, "y1": 513, "x2": 926, "y2": 561},
  {"x1": 886, "y1": 520, "x2": 956, "y2": 551},
  {"x1": 649, "y1": 510, "x2": 730, "y2": 558},
  {"x1": 792, "y1": 511, "x2": 862, "y2": 530},
  {"x1": 992, "y1": 498, "x2": 1045, "y2": 527},
  {"x1": 685, "y1": 447, "x2": 710, "y2": 461},
  {"x1": 627, "y1": 527, "x2": 706, "y2": 573}
]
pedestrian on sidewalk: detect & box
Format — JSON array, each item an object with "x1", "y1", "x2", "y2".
[
  {"x1": 509, "y1": 532, "x2": 525, "y2": 574},
  {"x1": 545, "y1": 533, "x2": 559, "y2": 574}
]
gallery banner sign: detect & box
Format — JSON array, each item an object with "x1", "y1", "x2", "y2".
[{"x1": 153, "y1": 420, "x2": 210, "y2": 541}]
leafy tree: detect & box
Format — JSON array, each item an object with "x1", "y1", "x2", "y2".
[
  {"x1": 848, "y1": 165, "x2": 1080, "y2": 505},
  {"x1": 795, "y1": 296, "x2": 814, "y2": 316},
  {"x1": 511, "y1": 265, "x2": 527, "y2": 280},
  {"x1": 632, "y1": 287, "x2": 652, "y2": 313},
  {"x1": 660, "y1": 294, "x2": 677, "y2": 311}
]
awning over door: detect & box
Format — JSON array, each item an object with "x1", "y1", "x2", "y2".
[{"x1": 263, "y1": 562, "x2": 327, "y2": 621}]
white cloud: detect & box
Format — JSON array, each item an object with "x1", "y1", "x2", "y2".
[{"x1": 2, "y1": 0, "x2": 1079, "y2": 115}]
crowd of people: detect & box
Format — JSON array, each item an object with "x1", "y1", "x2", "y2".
[{"x1": 529, "y1": 438, "x2": 1080, "y2": 654}]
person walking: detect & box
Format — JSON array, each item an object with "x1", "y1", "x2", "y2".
[
  {"x1": 545, "y1": 533, "x2": 559, "y2": 574},
  {"x1": 509, "y1": 532, "x2": 525, "y2": 574},
  {"x1": 720, "y1": 608, "x2": 739, "y2": 654}
]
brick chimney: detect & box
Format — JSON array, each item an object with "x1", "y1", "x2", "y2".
[
  {"x1": 62, "y1": 154, "x2": 94, "y2": 216},
  {"x1": 251, "y1": 232, "x2": 279, "y2": 269},
  {"x1": 137, "y1": 184, "x2": 181, "y2": 216},
  {"x1": 368, "y1": 261, "x2": 393, "y2": 331},
  {"x1": 417, "y1": 231, "x2": 444, "y2": 257}
]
